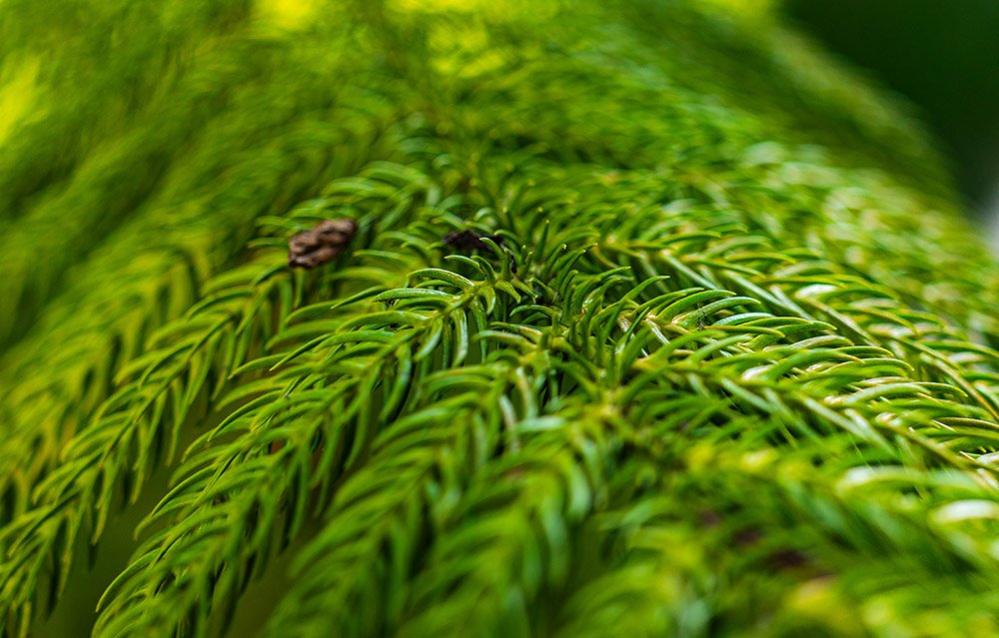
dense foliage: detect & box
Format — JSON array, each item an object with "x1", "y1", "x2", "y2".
[{"x1": 1, "y1": 0, "x2": 998, "y2": 636}]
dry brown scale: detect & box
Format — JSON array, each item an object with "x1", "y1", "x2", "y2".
[{"x1": 287, "y1": 218, "x2": 358, "y2": 268}]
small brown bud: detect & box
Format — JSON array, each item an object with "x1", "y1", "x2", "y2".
[
  {"x1": 442, "y1": 229, "x2": 503, "y2": 253},
  {"x1": 288, "y1": 218, "x2": 357, "y2": 269}
]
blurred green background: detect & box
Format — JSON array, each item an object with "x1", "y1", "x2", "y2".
[{"x1": 787, "y1": 0, "x2": 999, "y2": 226}]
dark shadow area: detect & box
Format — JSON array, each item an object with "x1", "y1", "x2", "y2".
[{"x1": 786, "y1": 0, "x2": 999, "y2": 216}]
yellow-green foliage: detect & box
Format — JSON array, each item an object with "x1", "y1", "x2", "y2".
[{"x1": 1, "y1": 1, "x2": 998, "y2": 636}]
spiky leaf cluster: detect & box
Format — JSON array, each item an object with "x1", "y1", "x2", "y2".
[{"x1": 1, "y1": 0, "x2": 998, "y2": 636}]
